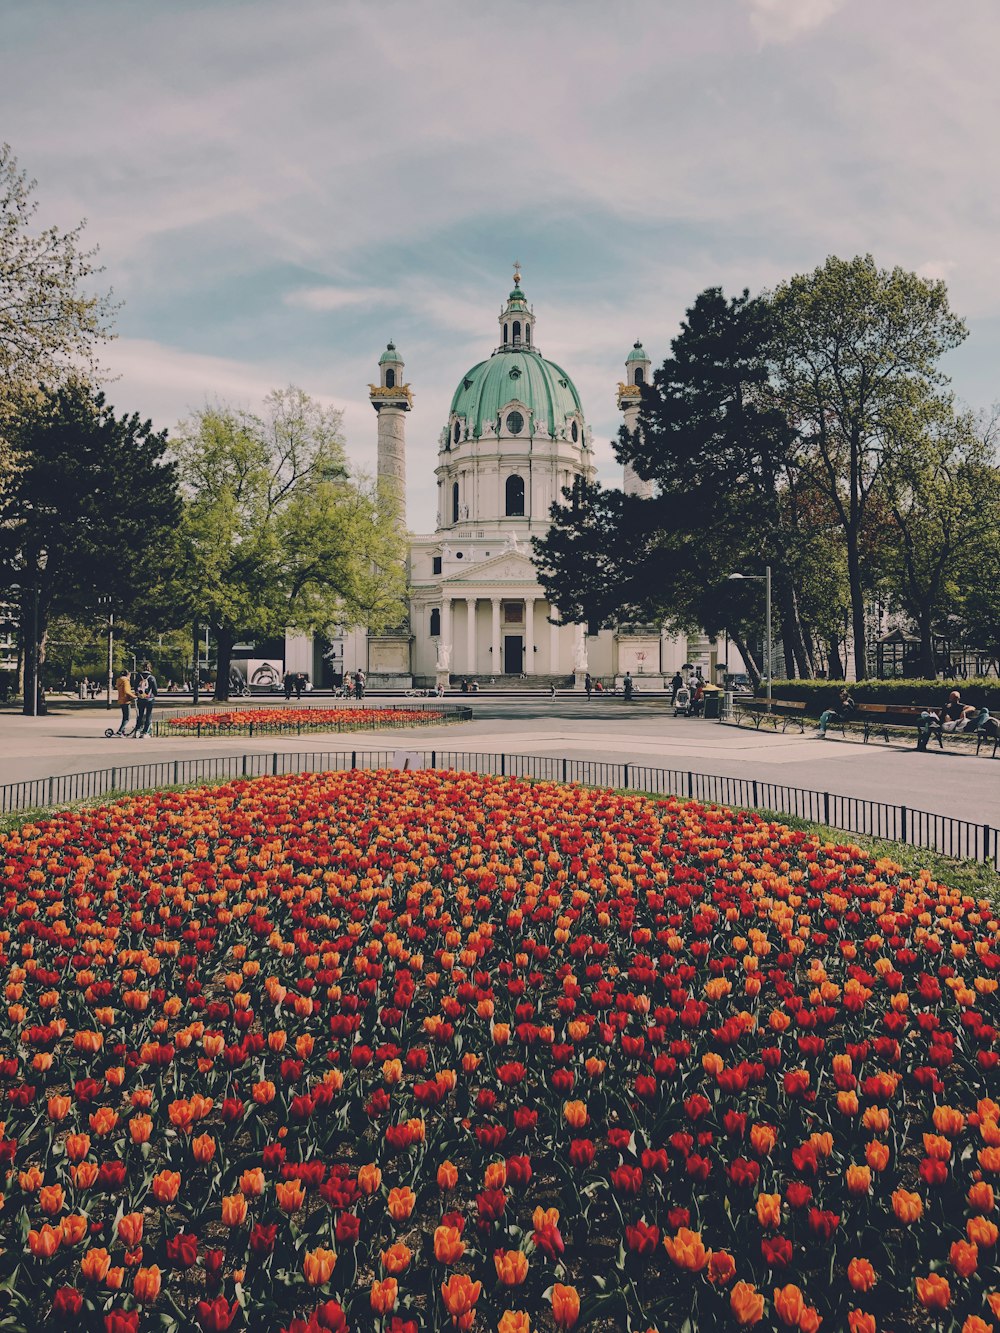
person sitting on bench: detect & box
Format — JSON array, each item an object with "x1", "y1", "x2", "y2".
[
  {"x1": 818, "y1": 687, "x2": 855, "y2": 737},
  {"x1": 919, "y1": 690, "x2": 976, "y2": 750}
]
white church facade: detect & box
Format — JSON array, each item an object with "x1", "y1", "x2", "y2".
[{"x1": 286, "y1": 270, "x2": 721, "y2": 689}]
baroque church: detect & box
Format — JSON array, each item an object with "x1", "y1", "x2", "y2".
[{"x1": 285, "y1": 269, "x2": 720, "y2": 689}]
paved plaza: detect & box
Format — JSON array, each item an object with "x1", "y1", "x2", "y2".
[{"x1": 0, "y1": 697, "x2": 996, "y2": 827}]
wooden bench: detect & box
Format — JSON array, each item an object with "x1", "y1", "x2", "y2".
[
  {"x1": 732, "y1": 698, "x2": 808, "y2": 733},
  {"x1": 853, "y1": 703, "x2": 1000, "y2": 755}
]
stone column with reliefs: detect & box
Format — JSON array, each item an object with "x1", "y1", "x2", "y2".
[
  {"x1": 524, "y1": 597, "x2": 535, "y2": 674},
  {"x1": 549, "y1": 604, "x2": 560, "y2": 676},
  {"x1": 491, "y1": 599, "x2": 501, "y2": 673},
  {"x1": 465, "y1": 598, "x2": 477, "y2": 675},
  {"x1": 370, "y1": 342, "x2": 411, "y2": 527}
]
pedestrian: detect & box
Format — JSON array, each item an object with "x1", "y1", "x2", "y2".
[
  {"x1": 294, "y1": 672, "x2": 304, "y2": 701},
  {"x1": 283, "y1": 671, "x2": 294, "y2": 701},
  {"x1": 623, "y1": 671, "x2": 634, "y2": 701},
  {"x1": 114, "y1": 668, "x2": 135, "y2": 735},
  {"x1": 670, "y1": 671, "x2": 684, "y2": 702},
  {"x1": 355, "y1": 670, "x2": 365, "y2": 701},
  {"x1": 134, "y1": 662, "x2": 158, "y2": 738},
  {"x1": 585, "y1": 672, "x2": 592, "y2": 699},
  {"x1": 818, "y1": 687, "x2": 855, "y2": 738}
]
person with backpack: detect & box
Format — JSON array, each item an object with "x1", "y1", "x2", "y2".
[
  {"x1": 134, "y1": 662, "x2": 158, "y2": 738},
  {"x1": 115, "y1": 669, "x2": 136, "y2": 735}
]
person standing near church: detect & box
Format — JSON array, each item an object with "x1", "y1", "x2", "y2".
[{"x1": 135, "y1": 662, "x2": 158, "y2": 737}]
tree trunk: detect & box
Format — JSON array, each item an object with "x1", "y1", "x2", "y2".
[
  {"x1": 20, "y1": 591, "x2": 48, "y2": 716},
  {"x1": 730, "y1": 632, "x2": 762, "y2": 692},
  {"x1": 846, "y1": 535, "x2": 868, "y2": 680},
  {"x1": 827, "y1": 637, "x2": 845, "y2": 679},
  {"x1": 777, "y1": 580, "x2": 812, "y2": 680},
  {"x1": 214, "y1": 630, "x2": 234, "y2": 702},
  {"x1": 917, "y1": 611, "x2": 936, "y2": 678}
]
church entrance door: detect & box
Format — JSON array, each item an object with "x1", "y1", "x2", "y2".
[{"x1": 504, "y1": 635, "x2": 523, "y2": 674}]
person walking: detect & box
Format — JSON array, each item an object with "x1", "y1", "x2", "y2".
[
  {"x1": 134, "y1": 662, "x2": 158, "y2": 738},
  {"x1": 114, "y1": 668, "x2": 136, "y2": 735},
  {"x1": 355, "y1": 669, "x2": 365, "y2": 701},
  {"x1": 670, "y1": 671, "x2": 684, "y2": 702},
  {"x1": 585, "y1": 672, "x2": 592, "y2": 700},
  {"x1": 294, "y1": 672, "x2": 304, "y2": 701},
  {"x1": 283, "y1": 671, "x2": 294, "y2": 701},
  {"x1": 623, "y1": 671, "x2": 634, "y2": 701}
]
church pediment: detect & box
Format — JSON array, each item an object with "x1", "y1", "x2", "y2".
[{"x1": 442, "y1": 547, "x2": 539, "y2": 586}]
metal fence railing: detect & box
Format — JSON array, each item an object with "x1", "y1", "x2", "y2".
[{"x1": 0, "y1": 750, "x2": 996, "y2": 870}]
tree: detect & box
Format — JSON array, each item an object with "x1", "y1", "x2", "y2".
[
  {"x1": 772, "y1": 255, "x2": 966, "y2": 679},
  {"x1": 0, "y1": 144, "x2": 114, "y2": 411},
  {"x1": 0, "y1": 378, "x2": 180, "y2": 714},
  {"x1": 167, "y1": 387, "x2": 407, "y2": 700}
]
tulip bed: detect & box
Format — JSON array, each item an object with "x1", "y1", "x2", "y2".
[
  {"x1": 0, "y1": 768, "x2": 998, "y2": 1333},
  {"x1": 163, "y1": 709, "x2": 449, "y2": 735}
]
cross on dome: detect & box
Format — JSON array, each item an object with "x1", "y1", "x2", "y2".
[{"x1": 513, "y1": 259, "x2": 522, "y2": 286}]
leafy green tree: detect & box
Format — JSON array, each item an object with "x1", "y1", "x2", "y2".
[
  {"x1": 0, "y1": 144, "x2": 114, "y2": 414},
  {"x1": 166, "y1": 387, "x2": 407, "y2": 700},
  {"x1": 0, "y1": 378, "x2": 180, "y2": 713},
  {"x1": 771, "y1": 255, "x2": 966, "y2": 679}
]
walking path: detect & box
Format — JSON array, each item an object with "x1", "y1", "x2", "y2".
[{"x1": 1, "y1": 698, "x2": 996, "y2": 827}]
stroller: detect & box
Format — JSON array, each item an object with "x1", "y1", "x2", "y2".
[{"x1": 673, "y1": 685, "x2": 692, "y2": 717}]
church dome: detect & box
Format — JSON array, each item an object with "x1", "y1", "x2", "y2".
[{"x1": 449, "y1": 348, "x2": 584, "y2": 439}]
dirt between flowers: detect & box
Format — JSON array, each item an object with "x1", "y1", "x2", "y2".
[{"x1": 0, "y1": 768, "x2": 996, "y2": 1333}]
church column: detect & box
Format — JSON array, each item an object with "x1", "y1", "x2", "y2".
[
  {"x1": 549, "y1": 604, "x2": 560, "y2": 675},
  {"x1": 441, "y1": 597, "x2": 452, "y2": 664},
  {"x1": 524, "y1": 597, "x2": 535, "y2": 674},
  {"x1": 465, "y1": 598, "x2": 477, "y2": 675},
  {"x1": 491, "y1": 599, "x2": 501, "y2": 672}
]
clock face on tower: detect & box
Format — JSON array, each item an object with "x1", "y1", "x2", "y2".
[{"x1": 506, "y1": 410, "x2": 524, "y2": 435}]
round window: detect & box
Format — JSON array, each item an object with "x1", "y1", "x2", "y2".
[
  {"x1": 455, "y1": 551, "x2": 463, "y2": 560},
  {"x1": 506, "y1": 410, "x2": 524, "y2": 435},
  {"x1": 571, "y1": 420, "x2": 579, "y2": 442}
]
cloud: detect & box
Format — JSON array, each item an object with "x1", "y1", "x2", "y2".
[
  {"x1": 744, "y1": 0, "x2": 845, "y2": 43},
  {"x1": 285, "y1": 285, "x2": 394, "y2": 312}
]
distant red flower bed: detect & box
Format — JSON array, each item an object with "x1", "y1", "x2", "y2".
[
  {"x1": 166, "y1": 708, "x2": 446, "y2": 733},
  {"x1": 0, "y1": 770, "x2": 997, "y2": 1332}
]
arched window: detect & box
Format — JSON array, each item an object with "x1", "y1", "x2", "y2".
[
  {"x1": 430, "y1": 608, "x2": 441, "y2": 637},
  {"x1": 571, "y1": 420, "x2": 579, "y2": 443},
  {"x1": 525, "y1": 324, "x2": 530, "y2": 346},
  {"x1": 385, "y1": 368, "x2": 395, "y2": 388},
  {"x1": 453, "y1": 421, "x2": 461, "y2": 444},
  {"x1": 503, "y1": 324, "x2": 508, "y2": 344},
  {"x1": 505, "y1": 474, "x2": 525, "y2": 516},
  {"x1": 512, "y1": 320, "x2": 521, "y2": 346},
  {"x1": 452, "y1": 481, "x2": 460, "y2": 524},
  {"x1": 634, "y1": 367, "x2": 644, "y2": 386}
]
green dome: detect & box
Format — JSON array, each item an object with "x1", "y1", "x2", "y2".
[
  {"x1": 379, "y1": 342, "x2": 402, "y2": 365},
  {"x1": 626, "y1": 341, "x2": 648, "y2": 363},
  {"x1": 449, "y1": 349, "x2": 584, "y2": 439}
]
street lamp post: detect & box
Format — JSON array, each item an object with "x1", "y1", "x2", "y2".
[
  {"x1": 31, "y1": 551, "x2": 48, "y2": 718},
  {"x1": 728, "y1": 566, "x2": 772, "y2": 714}
]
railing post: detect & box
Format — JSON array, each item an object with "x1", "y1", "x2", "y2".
[
  {"x1": 900, "y1": 805, "x2": 907, "y2": 842},
  {"x1": 47, "y1": 776, "x2": 54, "y2": 806},
  {"x1": 624, "y1": 763, "x2": 630, "y2": 789},
  {"x1": 562, "y1": 758, "x2": 567, "y2": 783},
  {"x1": 242, "y1": 754, "x2": 247, "y2": 777},
  {"x1": 500, "y1": 753, "x2": 505, "y2": 776},
  {"x1": 172, "y1": 760, "x2": 179, "y2": 785},
  {"x1": 752, "y1": 779, "x2": 759, "y2": 808},
  {"x1": 984, "y1": 823, "x2": 991, "y2": 865},
  {"x1": 431, "y1": 751, "x2": 436, "y2": 769},
  {"x1": 272, "y1": 752, "x2": 278, "y2": 776},
  {"x1": 111, "y1": 767, "x2": 117, "y2": 792},
  {"x1": 687, "y1": 771, "x2": 694, "y2": 800},
  {"x1": 351, "y1": 751, "x2": 357, "y2": 770},
  {"x1": 823, "y1": 792, "x2": 830, "y2": 826}
]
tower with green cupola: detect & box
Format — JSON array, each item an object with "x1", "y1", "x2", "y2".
[
  {"x1": 617, "y1": 340, "x2": 653, "y2": 499},
  {"x1": 369, "y1": 341, "x2": 411, "y2": 526}
]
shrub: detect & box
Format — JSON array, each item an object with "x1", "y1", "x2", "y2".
[{"x1": 768, "y1": 678, "x2": 1000, "y2": 715}]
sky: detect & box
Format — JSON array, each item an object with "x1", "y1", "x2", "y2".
[{"x1": 4, "y1": 0, "x2": 1000, "y2": 532}]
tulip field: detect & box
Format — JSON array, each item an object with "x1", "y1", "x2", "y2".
[
  {"x1": 164, "y1": 709, "x2": 449, "y2": 735},
  {"x1": 0, "y1": 767, "x2": 997, "y2": 1332}
]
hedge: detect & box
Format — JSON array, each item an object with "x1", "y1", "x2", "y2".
[{"x1": 766, "y1": 678, "x2": 1000, "y2": 715}]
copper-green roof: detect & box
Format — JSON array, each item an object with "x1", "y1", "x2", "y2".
[
  {"x1": 449, "y1": 349, "x2": 583, "y2": 438},
  {"x1": 626, "y1": 341, "x2": 649, "y2": 363},
  {"x1": 379, "y1": 342, "x2": 402, "y2": 365}
]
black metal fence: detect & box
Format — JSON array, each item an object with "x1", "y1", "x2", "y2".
[{"x1": 0, "y1": 750, "x2": 996, "y2": 869}]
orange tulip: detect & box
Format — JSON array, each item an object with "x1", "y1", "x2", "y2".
[
  {"x1": 550, "y1": 1284, "x2": 580, "y2": 1331},
  {"x1": 774, "y1": 1284, "x2": 806, "y2": 1327},
  {"x1": 71, "y1": 1161, "x2": 99, "y2": 1190},
  {"x1": 434, "y1": 1225, "x2": 465, "y2": 1265},
  {"x1": 562, "y1": 1100, "x2": 587, "y2": 1129},
  {"x1": 498, "y1": 1314, "x2": 530, "y2": 1333},
  {"x1": 915, "y1": 1274, "x2": 950, "y2": 1309},
  {"x1": 865, "y1": 1141, "x2": 890, "y2": 1172},
  {"x1": 304, "y1": 1246, "x2": 337, "y2": 1286},
  {"x1": 438, "y1": 1159, "x2": 459, "y2": 1191},
  {"x1": 967, "y1": 1215, "x2": 998, "y2": 1247},
  {"x1": 117, "y1": 1213, "x2": 144, "y2": 1247},
  {"x1": 798, "y1": 1309, "x2": 822, "y2": 1333},
  {"x1": 28, "y1": 1223, "x2": 62, "y2": 1258},
  {"x1": 222, "y1": 1193, "x2": 248, "y2": 1227},
  {"x1": 60, "y1": 1214, "x2": 88, "y2": 1246},
  {"x1": 106, "y1": 1267, "x2": 125, "y2": 1291},
  {"x1": 80, "y1": 1247, "x2": 112, "y2": 1282},
  {"x1": 730, "y1": 1282, "x2": 765, "y2": 1326},
  {"x1": 968, "y1": 1181, "x2": 995, "y2": 1212},
  {"x1": 847, "y1": 1258, "x2": 877, "y2": 1292},
  {"x1": 382, "y1": 1242, "x2": 411, "y2": 1275},
  {"x1": 276, "y1": 1179, "x2": 305, "y2": 1212},
  {"x1": 370, "y1": 1277, "x2": 398, "y2": 1314},
  {"x1": 932, "y1": 1105, "x2": 965, "y2": 1136},
  {"x1": 192, "y1": 1133, "x2": 216, "y2": 1164},
  {"x1": 38, "y1": 1184, "x2": 64, "y2": 1216},
  {"x1": 387, "y1": 1186, "x2": 416, "y2": 1220},
  {"x1": 755, "y1": 1193, "x2": 782, "y2": 1228},
  {"x1": 240, "y1": 1167, "x2": 265, "y2": 1197},
  {"x1": 750, "y1": 1124, "x2": 777, "y2": 1156},
  {"x1": 847, "y1": 1312, "x2": 876, "y2": 1333},
  {"x1": 845, "y1": 1164, "x2": 872, "y2": 1196},
  {"x1": 441, "y1": 1273, "x2": 482, "y2": 1328},
  {"x1": 64, "y1": 1133, "x2": 90, "y2": 1162},
  {"x1": 134, "y1": 1265, "x2": 162, "y2": 1302},
  {"x1": 358, "y1": 1163, "x2": 382, "y2": 1195},
  {"x1": 88, "y1": 1107, "x2": 118, "y2": 1137},
  {"x1": 949, "y1": 1240, "x2": 978, "y2": 1279},
  {"x1": 152, "y1": 1170, "x2": 181, "y2": 1204},
  {"x1": 494, "y1": 1249, "x2": 529, "y2": 1286},
  {"x1": 891, "y1": 1189, "x2": 923, "y2": 1223},
  {"x1": 664, "y1": 1227, "x2": 709, "y2": 1272},
  {"x1": 47, "y1": 1094, "x2": 71, "y2": 1121}
]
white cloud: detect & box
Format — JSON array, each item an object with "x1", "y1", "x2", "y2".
[
  {"x1": 745, "y1": 0, "x2": 845, "y2": 43},
  {"x1": 285, "y1": 285, "x2": 394, "y2": 312}
]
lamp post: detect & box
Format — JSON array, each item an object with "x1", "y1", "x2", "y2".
[
  {"x1": 728, "y1": 566, "x2": 772, "y2": 713},
  {"x1": 31, "y1": 550, "x2": 48, "y2": 717}
]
